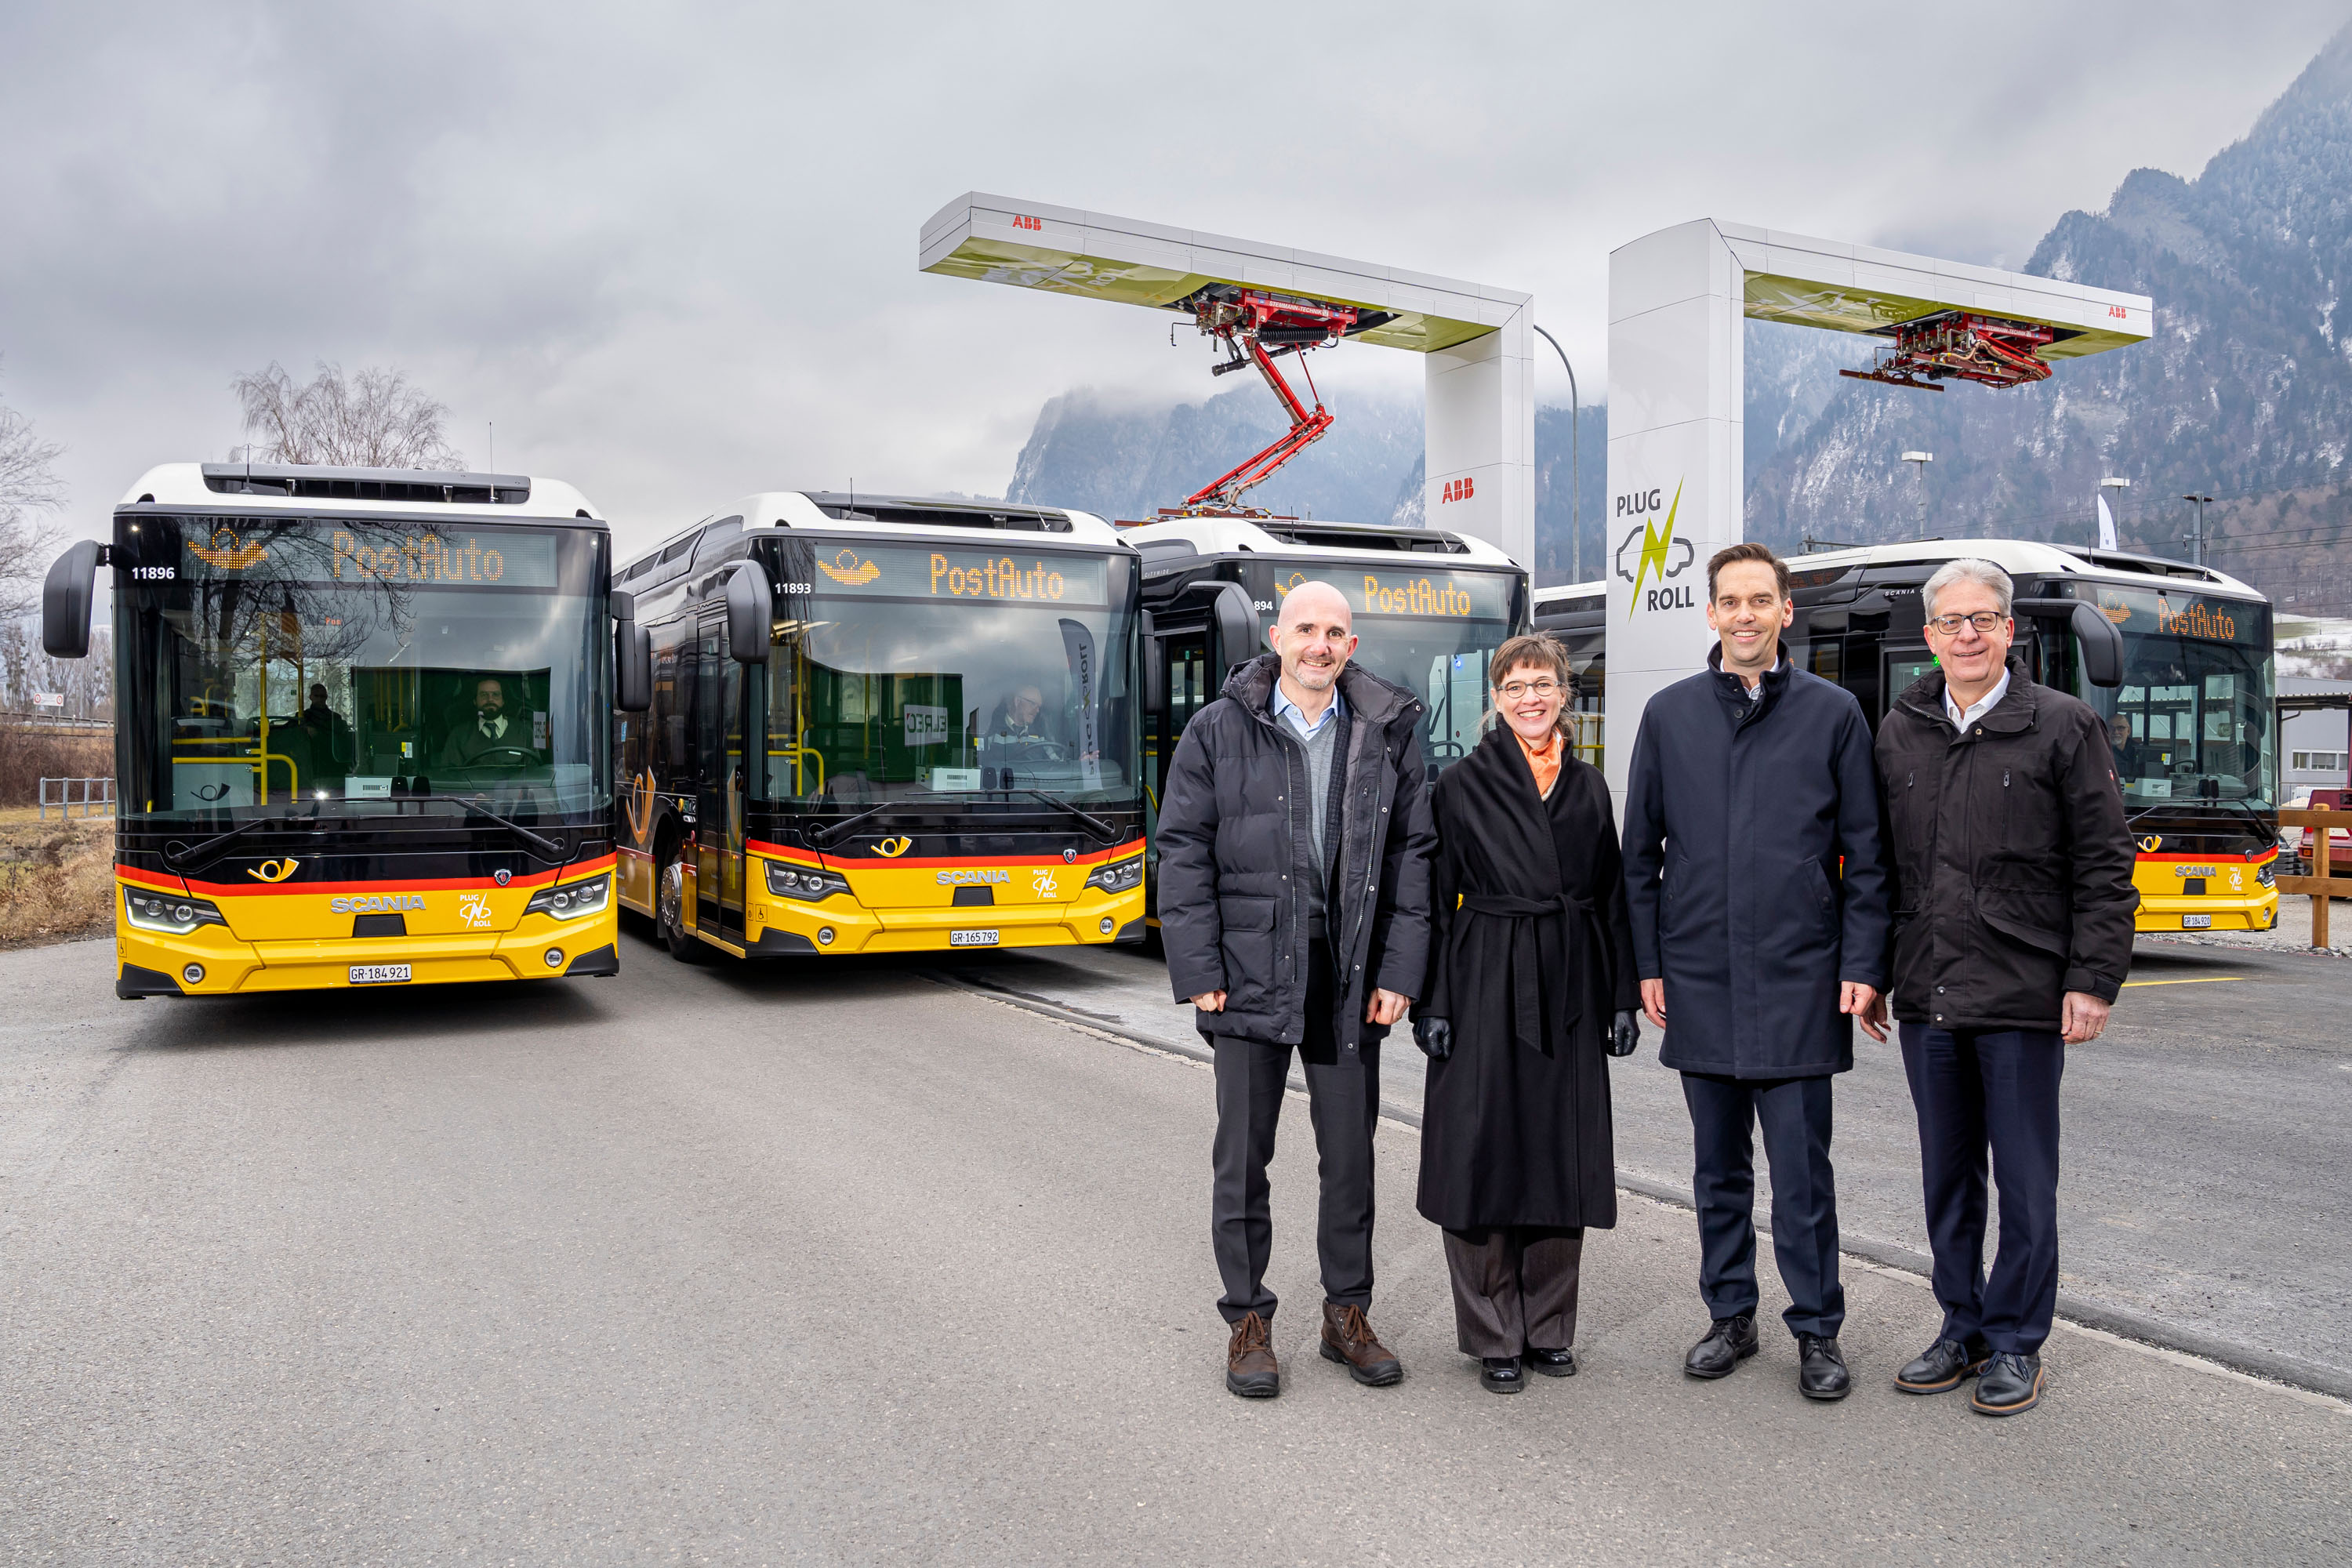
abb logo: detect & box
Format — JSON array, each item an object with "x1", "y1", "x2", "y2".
[
  {"x1": 1439, "y1": 476, "x2": 1476, "y2": 504},
  {"x1": 2108, "y1": 305, "x2": 2129, "y2": 320},
  {"x1": 1011, "y1": 214, "x2": 1044, "y2": 231}
]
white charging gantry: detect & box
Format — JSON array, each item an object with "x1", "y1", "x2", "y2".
[
  {"x1": 920, "y1": 193, "x2": 1537, "y2": 567},
  {"x1": 1602, "y1": 219, "x2": 2153, "y2": 800}
]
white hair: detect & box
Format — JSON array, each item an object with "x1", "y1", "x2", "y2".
[{"x1": 1922, "y1": 557, "x2": 2013, "y2": 619}]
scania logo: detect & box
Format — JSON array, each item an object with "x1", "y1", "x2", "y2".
[
  {"x1": 936, "y1": 869, "x2": 1011, "y2": 886},
  {"x1": 1614, "y1": 481, "x2": 1695, "y2": 617},
  {"x1": 332, "y1": 895, "x2": 427, "y2": 913}
]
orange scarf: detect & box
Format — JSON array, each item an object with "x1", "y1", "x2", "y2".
[{"x1": 1515, "y1": 727, "x2": 1563, "y2": 798}]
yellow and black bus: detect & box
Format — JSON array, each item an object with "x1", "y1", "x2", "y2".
[
  {"x1": 1121, "y1": 515, "x2": 1531, "y2": 935},
  {"x1": 613, "y1": 493, "x2": 1146, "y2": 959},
  {"x1": 1535, "y1": 539, "x2": 2280, "y2": 934},
  {"x1": 42, "y1": 462, "x2": 643, "y2": 998}
]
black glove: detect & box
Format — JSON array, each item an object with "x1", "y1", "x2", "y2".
[
  {"x1": 1413, "y1": 1016, "x2": 1452, "y2": 1060},
  {"x1": 1608, "y1": 1009, "x2": 1640, "y2": 1058}
]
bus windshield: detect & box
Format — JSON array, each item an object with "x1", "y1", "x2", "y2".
[
  {"x1": 761, "y1": 539, "x2": 1140, "y2": 808},
  {"x1": 118, "y1": 514, "x2": 610, "y2": 822},
  {"x1": 2078, "y1": 584, "x2": 2275, "y2": 809}
]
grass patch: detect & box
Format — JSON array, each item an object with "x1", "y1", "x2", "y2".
[{"x1": 0, "y1": 807, "x2": 116, "y2": 949}]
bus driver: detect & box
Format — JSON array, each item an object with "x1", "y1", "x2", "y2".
[{"x1": 441, "y1": 677, "x2": 532, "y2": 771}]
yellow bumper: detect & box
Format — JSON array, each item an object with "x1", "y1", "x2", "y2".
[
  {"x1": 118, "y1": 908, "x2": 620, "y2": 993},
  {"x1": 2132, "y1": 890, "x2": 2278, "y2": 933},
  {"x1": 742, "y1": 886, "x2": 1145, "y2": 955}
]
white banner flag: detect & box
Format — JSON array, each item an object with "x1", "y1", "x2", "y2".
[{"x1": 2096, "y1": 494, "x2": 2118, "y2": 551}]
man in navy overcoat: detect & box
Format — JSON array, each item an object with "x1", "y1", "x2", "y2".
[{"x1": 1621, "y1": 543, "x2": 1890, "y2": 1401}]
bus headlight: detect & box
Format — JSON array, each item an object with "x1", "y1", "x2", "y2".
[
  {"x1": 525, "y1": 875, "x2": 612, "y2": 921},
  {"x1": 125, "y1": 888, "x2": 227, "y2": 935},
  {"x1": 1084, "y1": 855, "x2": 1144, "y2": 895},
  {"x1": 2256, "y1": 857, "x2": 2277, "y2": 887},
  {"x1": 765, "y1": 861, "x2": 851, "y2": 901}
]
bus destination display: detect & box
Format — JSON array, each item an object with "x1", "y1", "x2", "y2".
[
  {"x1": 1248, "y1": 565, "x2": 1514, "y2": 622},
  {"x1": 173, "y1": 521, "x2": 561, "y2": 590},
  {"x1": 804, "y1": 543, "x2": 1109, "y2": 608}
]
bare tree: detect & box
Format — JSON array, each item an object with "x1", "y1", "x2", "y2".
[
  {"x1": 230, "y1": 361, "x2": 466, "y2": 469},
  {"x1": 0, "y1": 364, "x2": 67, "y2": 617}
]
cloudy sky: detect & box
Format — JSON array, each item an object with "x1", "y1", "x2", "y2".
[{"x1": 3, "y1": 1, "x2": 2346, "y2": 559}]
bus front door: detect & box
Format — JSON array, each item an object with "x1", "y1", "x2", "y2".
[{"x1": 692, "y1": 612, "x2": 751, "y2": 944}]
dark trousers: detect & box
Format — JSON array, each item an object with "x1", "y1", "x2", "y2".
[
  {"x1": 1443, "y1": 1225, "x2": 1584, "y2": 1359},
  {"x1": 1681, "y1": 1072, "x2": 1844, "y2": 1338},
  {"x1": 1210, "y1": 941, "x2": 1377, "y2": 1325},
  {"x1": 1900, "y1": 1025, "x2": 2065, "y2": 1356}
]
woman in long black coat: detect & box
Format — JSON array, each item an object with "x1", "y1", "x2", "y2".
[{"x1": 1413, "y1": 633, "x2": 1642, "y2": 1394}]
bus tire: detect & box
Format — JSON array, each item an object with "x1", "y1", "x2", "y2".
[{"x1": 656, "y1": 851, "x2": 710, "y2": 964}]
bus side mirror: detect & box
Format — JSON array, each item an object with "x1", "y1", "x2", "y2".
[
  {"x1": 42, "y1": 539, "x2": 103, "y2": 659},
  {"x1": 1140, "y1": 611, "x2": 1167, "y2": 715},
  {"x1": 612, "y1": 592, "x2": 652, "y2": 713},
  {"x1": 2070, "y1": 601, "x2": 2123, "y2": 688},
  {"x1": 1210, "y1": 583, "x2": 1258, "y2": 691},
  {"x1": 724, "y1": 564, "x2": 771, "y2": 664}
]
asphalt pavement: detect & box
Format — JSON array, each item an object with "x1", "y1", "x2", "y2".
[
  {"x1": 1, "y1": 930, "x2": 2347, "y2": 1564},
  {"x1": 952, "y1": 933, "x2": 2352, "y2": 1391}
]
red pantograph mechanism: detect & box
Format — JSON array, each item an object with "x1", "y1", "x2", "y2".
[
  {"x1": 1838, "y1": 311, "x2": 2057, "y2": 393},
  {"x1": 1173, "y1": 288, "x2": 1358, "y2": 514}
]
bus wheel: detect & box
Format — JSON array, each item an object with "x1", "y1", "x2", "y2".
[{"x1": 656, "y1": 855, "x2": 709, "y2": 964}]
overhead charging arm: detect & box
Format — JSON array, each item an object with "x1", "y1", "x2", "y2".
[{"x1": 1175, "y1": 289, "x2": 1357, "y2": 516}]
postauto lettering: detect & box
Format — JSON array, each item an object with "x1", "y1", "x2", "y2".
[
  {"x1": 330, "y1": 894, "x2": 428, "y2": 913},
  {"x1": 935, "y1": 869, "x2": 1011, "y2": 886}
]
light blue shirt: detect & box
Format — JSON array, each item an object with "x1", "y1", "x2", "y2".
[{"x1": 1273, "y1": 682, "x2": 1346, "y2": 739}]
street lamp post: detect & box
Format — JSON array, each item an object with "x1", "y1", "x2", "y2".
[
  {"x1": 1533, "y1": 325, "x2": 1580, "y2": 583},
  {"x1": 1901, "y1": 451, "x2": 1933, "y2": 539},
  {"x1": 2182, "y1": 492, "x2": 2215, "y2": 567}
]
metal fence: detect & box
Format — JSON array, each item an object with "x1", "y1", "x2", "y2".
[{"x1": 38, "y1": 777, "x2": 114, "y2": 820}]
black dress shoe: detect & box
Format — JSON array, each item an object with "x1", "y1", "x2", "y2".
[
  {"x1": 1971, "y1": 1352, "x2": 2045, "y2": 1416},
  {"x1": 1796, "y1": 1333, "x2": 1851, "y2": 1401},
  {"x1": 1894, "y1": 1337, "x2": 1989, "y2": 1395},
  {"x1": 1480, "y1": 1356, "x2": 1525, "y2": 1394},
  {"x1": 1524, "y1": 1345, "x2": 1577, "y2": 1377},
  {"x1": 1683, "y1": 1314, "x2": 1759, "y2": 1379}
]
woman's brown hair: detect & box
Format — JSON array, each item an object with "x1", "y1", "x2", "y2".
[{"x1": 1487, "y1": 633, "x2": 1577, "y2": 736}]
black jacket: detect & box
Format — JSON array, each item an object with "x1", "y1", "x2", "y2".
[
  {"x1": 1157, "y1": 654, "x2": 1436, "y2": 1051},
  {"x1": 1875, "y1": 658, "x2": 2140, "y2": 1031},
  {"x1": 1417, "y1": 727, "x2": 1638, "y2": 1230},
  {"x1": 1621, "y1": 650, "x2": 1891, "y2": 1079}
]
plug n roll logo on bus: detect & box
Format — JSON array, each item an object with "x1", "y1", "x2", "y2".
[{"x1": 1614, "y1": 481, "x2": 1695, "y2": 617}]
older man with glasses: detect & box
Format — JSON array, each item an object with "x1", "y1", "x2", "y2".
[{"x1": 1870, "y1": 558, "x2": 2140, "y2": 1416}]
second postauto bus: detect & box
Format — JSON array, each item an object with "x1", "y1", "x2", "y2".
[
  {"x1": 1535, "y1": 539, "x2": 2281, "y2": 934},
  {"x1": 42, "y1": 462, "x2": 640, "y2": 998},
  {"x1": 613, "y1": 492, "x2": 1147, "y2": 959},
  {"x1": 1120, "y1": 514, "x2": 1530, "y2": 935}
]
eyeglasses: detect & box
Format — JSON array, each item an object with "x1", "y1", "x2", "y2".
[
  {"x1": 1926, "y1": 612, "x2": 2007, "y2": 635},
  {"x1": 1498, "y1": 679, "x2": 1563, "y2": 699}
]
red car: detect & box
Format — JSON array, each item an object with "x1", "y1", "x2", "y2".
[{"x1": 2288, "y1": 788, "x2": 2350, "y2": 875}]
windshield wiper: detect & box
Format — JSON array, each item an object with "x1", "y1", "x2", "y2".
[
  {"x1": 456, "y1": 795, "x2": 568, "y2": 862},
  {"x1": 805, "y1": 802, "x2": 899, "y2": 849},
  {"x1": 1014, "y1": 789, "x2": 1121, "y2": 844},
  {"x1": 162, "y1": 813, "x2": 299, "y2": 876}
]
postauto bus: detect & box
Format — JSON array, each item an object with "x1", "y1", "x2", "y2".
[
  {"x1": 612, "y1": 493, "x2": 1147, "y2": 960},
  {"x1": 1534, "y1": 539, "x2": 2281, "y2": 933},
  {"x1": 1120, "y1": 514, "x2": 1530, "y2": 935},
  {"x1": 41, "y1": 463, "x2": 646, "y2": 999}
]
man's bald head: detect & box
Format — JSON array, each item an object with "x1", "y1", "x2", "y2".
[{"x1": 1269, "y1": 579, "x2": 1359, "y2": 704}]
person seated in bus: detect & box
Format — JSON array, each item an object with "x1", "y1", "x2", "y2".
[
  {"x1": 2107, "y1": 713, "x2": 2156, "y2": 782},
  {"x1": 984, "y1": 681, "x2": 1098, "y2": 767},
  {"x1": 440, "y1": 676, "x2": 533, "y2": 771},
  {"x1": 294, "y1": 683, "x2": 355, "y2": 774}
]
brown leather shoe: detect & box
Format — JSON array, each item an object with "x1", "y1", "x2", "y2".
[
  {"x1": 1319, "y1": 1301, "x2": 1404, "y2": 1386},
  {"x1": 1226, "y1": 1312, "x2": 1279, "y2": 1399}
]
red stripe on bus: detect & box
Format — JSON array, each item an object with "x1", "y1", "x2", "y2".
[
  {"x1": 743, "y1": 837, "x2": 1138, "y2": 872},
  {"x1": 123, "y1": 852, "x2": 618, "y2": 898}
]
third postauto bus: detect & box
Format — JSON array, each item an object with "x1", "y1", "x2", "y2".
[
  {"x1": 1122, "y1": 514, "x2": 1530, "y2": 935},
  {"x1": 613, "y1": 492, "x2": 1147, "y2": 959},
  {"x1": 1535, "y1": 538, "x2": 2281, "y2": 934}
]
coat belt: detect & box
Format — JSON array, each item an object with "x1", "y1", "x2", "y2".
[{"x1": 1459, "y1": 891, "x2": 1609, "y2": 1054}]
